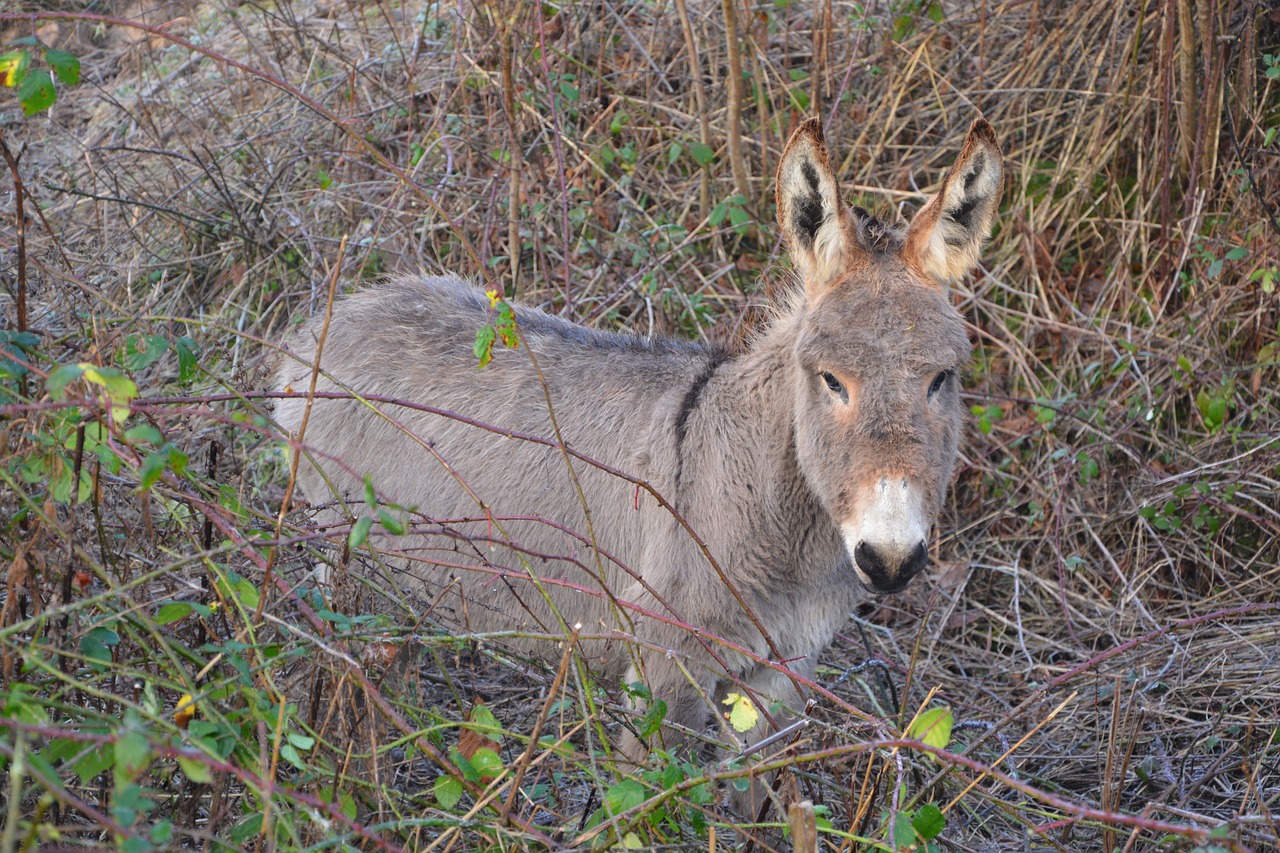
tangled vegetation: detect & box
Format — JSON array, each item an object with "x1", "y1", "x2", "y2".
[{"x1": 1, "y1": 0, "x2": 1278, "y2": 850}]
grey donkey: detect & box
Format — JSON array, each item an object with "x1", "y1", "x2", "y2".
[{"x1": 273, "y1": 116, "x2": 1002, "y2": 789}]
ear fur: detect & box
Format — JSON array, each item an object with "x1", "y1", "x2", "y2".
[
  {"x1": 903, "y1": 118, "x2": 1003, "y2": 286},
  {"x1": 776, "y1": 119, "x2": 854, "y2": 298}
]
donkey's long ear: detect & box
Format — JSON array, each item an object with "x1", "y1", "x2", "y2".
[
  {"x1": 777, "y1": 119, "x2": 855, "y2": 298},
  {"x1": 903, "y1": 118, "x2": 1003, "y2": 286}
]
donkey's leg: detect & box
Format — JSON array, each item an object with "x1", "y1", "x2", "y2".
[
  {"x1": 618, "y1": 654, "x2": 716, "y2": 763},
  {"x1": 725, "y1": 659, "x2": 816, "y2": 815}
]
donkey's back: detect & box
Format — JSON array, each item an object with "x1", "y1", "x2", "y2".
[{"x1": 274, "y1": 275, "x2": 726, "y2": 668}]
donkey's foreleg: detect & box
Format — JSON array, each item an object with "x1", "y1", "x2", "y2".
[
  {"x1": 724, "y1": 659, "x2": 815, "y2": 815},
  {"x1": 617, "y1": 656, "x2": 716, "y2": 763}
]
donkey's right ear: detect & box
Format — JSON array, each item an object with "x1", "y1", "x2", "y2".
[{"x1": 777, "y1": 119, "x2": 854, "y2": 298}]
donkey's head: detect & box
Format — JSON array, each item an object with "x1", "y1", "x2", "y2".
[{"x1": 777, "y1": 118, "x2": 1001, "y2": 594}]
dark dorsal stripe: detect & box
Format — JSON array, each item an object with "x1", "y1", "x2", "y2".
[{"x1": 673, "y1": 352, "x2": 728, "y2": 496}]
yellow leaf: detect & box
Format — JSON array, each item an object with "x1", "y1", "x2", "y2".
[
  {"x1": 722, "y1": 692, "x2": 758, "y2": 733},
  {"x1": 486, "y1": 288, "x2": 502, "y2": 308},
  {"x1": 906, "y1": 705, "x2": 953, "y2": 753},
  {"x1": 617, "y1": 832, "x2": 644, "y2": 849},
  {"x1": 175, "y1": 694, "x2": 197, "y2": 729},
  {"x1": 80, "y1": 364, "x2": 138, "y2": 426}
]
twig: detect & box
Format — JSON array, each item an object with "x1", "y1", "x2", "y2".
[{"x1": 0, "y1": 130, "x2": 26, "y2": 334}]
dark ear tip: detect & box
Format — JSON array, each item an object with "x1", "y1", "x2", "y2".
[
  {"x1": 796, "y1": 116, "x2": 825, "y2": 145},
  {"x1": 968, "y1": 117, "x2": 998, "y2": 147}
]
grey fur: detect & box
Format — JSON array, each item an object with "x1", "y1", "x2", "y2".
[{"x1": 272, "y1": 117, "x2": 1002, "y2": 772}]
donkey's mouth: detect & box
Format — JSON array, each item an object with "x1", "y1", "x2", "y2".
[{"x1": 861, "y1": 575, "x2": 920, "y2": 596}]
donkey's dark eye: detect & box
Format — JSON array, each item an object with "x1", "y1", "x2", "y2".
[
  {"x1": 820, "y1": 371, "x2": 843, "y2": 394},
  {"x1": 928, "y1": 370, "x2": 953, "y2": 399}
]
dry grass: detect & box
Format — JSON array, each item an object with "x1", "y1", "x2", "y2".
[{"x1": 2, "y1": 0, "x2": 1279, "y2": 850}]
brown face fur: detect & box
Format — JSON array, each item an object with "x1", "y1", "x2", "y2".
[{"x1": 777, "y1": 118, "x2": 1001, "y2": 592}]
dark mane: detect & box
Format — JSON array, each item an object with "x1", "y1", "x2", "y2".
[{"x1": 851, "y1": 206, "x2": 906, "y2": 254}]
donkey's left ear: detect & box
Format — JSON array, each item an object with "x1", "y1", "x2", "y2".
[{"x1": 903, "y1": 118, "x2": 1003, "y2": 287}]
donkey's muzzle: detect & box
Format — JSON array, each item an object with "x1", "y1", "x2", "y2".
[{"x1": 854, "y1": 540, "x2": 928, "y2": 594}]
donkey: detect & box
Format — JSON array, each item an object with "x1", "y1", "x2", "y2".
[{"x1": 273, "y1": 117, "x2": 1002, "y2": 781}]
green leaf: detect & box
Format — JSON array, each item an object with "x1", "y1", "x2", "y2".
[
  {"x1": 892, "y1": 811, "x2": 916, "y2": 847},
  {"x1": 434, "y1": 776, "x2": 463, "y2": 809},
  {"x1": 465, "y1": 704, "x2": 501, "y2": 734},
  {"x1": 230, "y1": 814, "x2": 263, "y2": 845},
  {"x1": 115, "y1": 729, "x2": 152, "y2": 779},
  {"x1": 349, "y1": 516, "x2": 372, "y2": 548},
  {"x1": 123, "y1": 334, "x2": 168, "y2": 371},
  {"x1": 47, "y1": 363, "x2": 86, "y2": 397},
  {"x1": 474, "y1": 325, "x2": 496, "y2": 369},
  {"x1": 177, "y1": 755, "x2": 213, "y2": 783},
  {"x1": 363, "y1": 474, "x2": 377, "y2": 509},
  {"x1": 688, "y1": 142, "x2": 715, "y2": 167},
  {"x1": 638, "y1": 698, "x2": 667, "y2": 738},
  {"x1": 1224, "y1": 246, "x2": 1248, "y2": 262},
  {"x1": 72, "y1": 745, "x2": 113, "y2": 784},
  {"x1": 317, "y1": 167, "x2": 332, "y2": 190},
  {"x1": 926, "y1": 2, "x2": 945, "y2": 23},
  {"x1": 150, "y1": 820, "x2": 172, "y2": 844},
  {"x1": 155, "y1": 601, "x2": 193, "y2": 625},
  {"x1": 279, "y1": 742, "x2": 305, "y2": 769},
  {"x1": 3, "y1": 684, "x2": 47, "y2": 726},
  {"x1": 469, "y1": 747, "x2": 503, "y2": 778},
  {"x1": 907, "y1": 706, "x2": 953, "y2": 752},
  {"x1": 377, "y1": 507, "x2": 405, "y2": 535},
  {"x1": 287, "y1": 732, "x2": 315, "y2": 751},
  {"x1": 138, "y1": 448, "x2": 171, "y2": 491},
  {"x1": 0, "y1": 330, "x2": 39, "y2": 379},
  {"x1": 124, "y1": 424, "x2": 164, "y2": 446},
  {"x1": 1196, "y1": 390, "x2": 1227, "y2": 431},
  {"x1": 175, "y1": 336, "x2": 199, "y2": 383},
  {"x1": 892, "y1": 14, "x2": 915, "y2": 41},
  {"x1": 667, "y1": 142, "x2": 683, "y2": 166},
  {"x1": 17, "y1": 67, "x2": 56, "y2": 115},
  {"x1": 708, "y1": 201, "x2": 728, "y2": 227},
  {"x1": 231, "y1": 576, "x2": 260, "y2": 610},
  {"x1": 167, "y1": 445, "x2": 188, "y2": 478},
  {"x1": 604, "y1": 778, "x2": 646, "y2": 814},
  {"x1": 81, "y1": 626, "x2": 120, "y2": 669},
  {"x1": 911, "y1": 803, "x2": 945, "y2": 840},
  {"x1": 43, "y1": 48, "x2": 80, "y2": 85}
]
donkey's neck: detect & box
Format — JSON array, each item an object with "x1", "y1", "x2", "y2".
[{"x1": 680, "y1": 317, "x2": 844, "y2": 579}]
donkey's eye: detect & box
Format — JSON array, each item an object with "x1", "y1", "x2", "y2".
[
  {"x1": 928, "y1": 370, "x2": 953, "y2": 399},
  {"x1": 820, "y1": 371, "x2": 843, "y2": 395}
]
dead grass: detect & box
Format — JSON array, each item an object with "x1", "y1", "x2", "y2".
[{"x1": 2, "y1": 0, "x2": 1279, "y2": 850}]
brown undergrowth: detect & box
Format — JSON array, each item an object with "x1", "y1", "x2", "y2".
[{"x1": 1, "y1": 0, "x2": 1278, "y2": 850}]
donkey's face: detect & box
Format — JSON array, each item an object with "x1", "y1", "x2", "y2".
[{"x1": 777, "y1": 119, "x2": 1002, "y2": 594}]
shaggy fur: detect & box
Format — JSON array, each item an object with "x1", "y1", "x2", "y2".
[{"x1": 273, "y1": 117, "x2": 1002, "y2": 782}]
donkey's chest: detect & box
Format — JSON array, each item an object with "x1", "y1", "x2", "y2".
[{"x1": 765, "y1": 577, "x2": 859, "y2": 659}]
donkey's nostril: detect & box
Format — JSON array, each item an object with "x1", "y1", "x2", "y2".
[
  {"x1": 854, "y1": 540, "x2": 929, "y2": 592},
  {"x1": 854, "y1": 541, "x2": 889, "y2": 583},
  {"x1": 900, "y1": 541, "x2": 929, "y2": 583}
]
